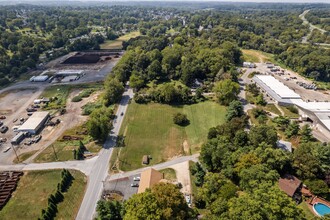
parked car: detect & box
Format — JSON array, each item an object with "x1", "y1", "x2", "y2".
[
  {"x1": 0, "y1": 115, "x2": 6, "y2": 119},
  {"x1": 131, "y1": 183, "x2": 139, "y2": 187},
  {"x1": 34, "y1": 135, "x2": 42, "y2": 143},
  {"x1": 133, "y1": 177, "x2": 141, "y2": 181},
  {"x1": 0, "y1": 126, "x2": 8, "y2": 134},
  {"x1": 0, "y1": 121, "x2": 3, "y2": 127},
  {"x1": 121, "y1": 112, "x2": 124, "y2": 116}
]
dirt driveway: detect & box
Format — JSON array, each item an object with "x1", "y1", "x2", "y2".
[{"x1": 168, "y1": 161, "x2": 192, "y2": 195}]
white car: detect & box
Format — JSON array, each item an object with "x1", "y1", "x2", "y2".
[{"x1": 133, "y1": 177, "x2": 140, "y2": 181}]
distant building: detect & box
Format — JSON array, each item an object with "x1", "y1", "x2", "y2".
[
  {"x1": 138, "y1": 168, "x2": 164, "y2": 194},
  {"x1": 17, "y1": 111, "x2": 49, "y2": 134},
  {"x1": 279, "y1": 174, "x2": 302, "y2": 203},
  {"x1": 30, "y1": 75, "x2": 49, "y2": 82},
  {"x1": 243, "y1": 62, "x2": 256, "y2": 68}
]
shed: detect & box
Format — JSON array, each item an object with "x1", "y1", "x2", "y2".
[
  {"x1": 142, "y1": 155, "x2": 149, "y2": 165},
  {"x1": 11, "y1": 132, "x2": 25, "y2": 145}
]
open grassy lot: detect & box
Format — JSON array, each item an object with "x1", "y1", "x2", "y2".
[
  {"x1": 41, "y1": 83, "x2": 102, "y2": 111},
  {"x1": 35, "y1": 123, "x2": 102, "y2": 162},
  {"x1": 113, "y1": 101, "x2": 226, "y2": 171},
  {"x1": 100, "y1": 31, "x2": 140, "y2": 49},
  {"x1": 0, "y1": 170, "x2": 86, "y2": 220},
  {"x1": 242, "y1": 49, "x2": 262, "y2": 63}
]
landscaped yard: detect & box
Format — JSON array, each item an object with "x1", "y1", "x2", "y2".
[
  {"x1": 100, "y1": 31, "x2": 140, "y2": 49},
  {"x1": 112, "y1": 101, "x2": 226, "y2": 171},
  {"x1": 34, "y1": 123, "x2": 102, "y2": 162},
  {"x1": 0, "y1": 170, "x2": 86, "y2": 220},
  {"x1": 298, "y1": 202, "x2": 317, "y2": 220}
]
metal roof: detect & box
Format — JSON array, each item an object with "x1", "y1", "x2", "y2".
[
  {"x1": 18, "y1": 112, "x2": 49, "y2": 131},
  {"x1": 254, "y1": 75, "x2": 301, "y2": 99}
]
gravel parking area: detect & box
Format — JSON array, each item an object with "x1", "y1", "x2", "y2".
[{"x1": 254, "y1": 63, "x2": 330, "y2": 102}]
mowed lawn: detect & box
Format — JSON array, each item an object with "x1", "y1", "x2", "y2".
[
  {"x1": 0, "y1": 170, "x2": 86, "y2": 220},
  {"x1": 116, "y1": 101, "x2": 226, "y2": 171}
]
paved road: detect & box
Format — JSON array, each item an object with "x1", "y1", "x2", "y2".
[
  {"x1": 107, "y1": 154, "x2": 199, "y2": 181},
  {"x1": 0, "y1": 156, "x2": 98, "y2": 176},
  {"x1": 76, "y1": 87, "x2": 134, "y2": 220},
  {"x1": 299, "y1": 10, "x2": 330, "y2": 47}
]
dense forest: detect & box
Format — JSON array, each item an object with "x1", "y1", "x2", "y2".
[{"x1": 0, "y1": 3, "x2": 330, "y2": 87}]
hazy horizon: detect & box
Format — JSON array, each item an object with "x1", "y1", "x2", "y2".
[{"x1": 4, "y1": 0, "x2": 330, "y2": 3}]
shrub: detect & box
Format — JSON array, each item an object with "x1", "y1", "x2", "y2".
[
  {"x1": 173, "y1": 113, "x2": 189, "y2": 126},
  {"x1": 72, "y1": 96, "x2": 82, "y2": 102}
]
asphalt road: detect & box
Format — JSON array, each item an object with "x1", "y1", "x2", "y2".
[
  {"x1": 107, "y1": 154, "x2": 199, "y2": 181},
  {"x1": 75, "y1": 87, "x2": 134, "y2": 220}
]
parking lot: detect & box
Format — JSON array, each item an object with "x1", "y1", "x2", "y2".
[
  {"x1": 254, "y1": 63, "x2": 330, "y2": 102},
  {"x1": 103, "y1": 174, "x2": 140, "y2": 200}
]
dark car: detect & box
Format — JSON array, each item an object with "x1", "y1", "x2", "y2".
[
  {"x1": 131, "y1": 183, "x2": 139, "y2": 187},
  {"x1": 0, "y1": 126, "x2": 8, "y2": 134},
  {"x1": 34, "y1": 135, "x2": 42, "y2": 143},
  {"x1": 121, "y1": 112, "x2": 124, "y2": 116}
]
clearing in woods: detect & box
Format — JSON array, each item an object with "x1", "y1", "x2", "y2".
[{"x1": 100, "y1": 31, "x2": 141, "y2": 49}]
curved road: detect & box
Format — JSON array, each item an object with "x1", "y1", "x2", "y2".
[{"x1": 299, "y1": 10, "x2": 330, "y2": 47}]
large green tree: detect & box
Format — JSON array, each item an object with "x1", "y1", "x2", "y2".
[{"x1": 213, "y1": 79, "x2": 240, "y2": 105}]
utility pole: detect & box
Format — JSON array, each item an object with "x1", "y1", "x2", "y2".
[
  {"x1": 51, "y1": 145, "x2": 58, "y2": 161},
  {"x1": 11, "y1": 144, "x2": 19, "y2": 162}
]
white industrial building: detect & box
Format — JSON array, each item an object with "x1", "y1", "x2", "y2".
[
  {"x1": 56, "y1": 70, "x2": 84, "y2": 76},
  {"x1": 253, "y1": 75, "x2": 301, "y2": 105},
  {"x1": 17, "y1": 111, "x2": 49, "y2": 134},
  {"x1": 253, "y1": 75, "x2": 330, "y2": 134},
  {"x1": 30, "y1": 75, "x2": 49, "y2": 82}
]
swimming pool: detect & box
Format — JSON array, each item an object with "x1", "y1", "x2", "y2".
[{"x1": 313, "y1": 203, "x2": 330, "y2": 217}]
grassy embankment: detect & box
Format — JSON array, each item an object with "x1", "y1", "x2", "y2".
[
  {"x1": 100, "y1": 31, "x2": 141, "y2": 50},
  {"x1": 110, "y1": 101, "x2": 226, "y2": 172},
  {"x1": 34, "y1": 123, "x2": 102, "y2": 162},
  {"x1": 0, "y1": 170, "x2": 86, "y2": 220}
]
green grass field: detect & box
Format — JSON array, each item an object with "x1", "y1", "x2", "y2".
[
  {"x1": 263, "y1": 104, "x2": 282, "y2": 115},
  {"x1": 0, "y1": 170, "x2": 86, "y2": 220},
  {"x1": 280, "y1": 106, "x2": 299, "y2": 119},
  {"x1": 100, "y1": 31, "x2": 140, "y2": 49},
  {"x1": 160, "y1": 168, "x2": 177, "y2": 181},
  {"x1": 113, "y1": 101, "x2": 226, "y2": 171},
  {"x1": 34, "y1": 123, "x2": 102, "y2": 163}
]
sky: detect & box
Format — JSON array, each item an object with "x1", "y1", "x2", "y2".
[{"x1": 8, "y1": 0, "x2": 330, "y2": 2}]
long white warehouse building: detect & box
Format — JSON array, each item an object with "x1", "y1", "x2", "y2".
[
  {"x1": 18, "y1": 111, "x2": 49, "y2": 134},
  {"x1": 253, "y1": 75, "x2": 330, "y2": 134}
]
